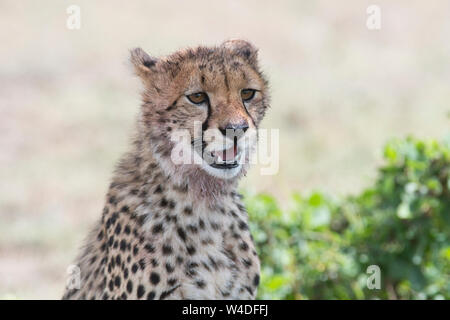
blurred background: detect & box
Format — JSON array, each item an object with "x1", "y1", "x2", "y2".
[{"x1": 0, "y1": 0, "x2": 449, "y2": 299}]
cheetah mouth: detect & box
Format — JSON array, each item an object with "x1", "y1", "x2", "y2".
[{"x1": 209, "y1": 144, "x2": 240, "y2": 169}]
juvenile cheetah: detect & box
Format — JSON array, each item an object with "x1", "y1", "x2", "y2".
[{"x1": 62, "y1": 39, "x2": 270, "y2": 300}]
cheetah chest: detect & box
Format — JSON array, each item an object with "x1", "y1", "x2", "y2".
[{"x1": 133, "y1": 201, "x2": 260, "y2": 299}]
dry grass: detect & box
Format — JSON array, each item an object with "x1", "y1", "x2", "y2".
[{"x1": 0, "y1": 0, "x2": 449, "y2": 299}]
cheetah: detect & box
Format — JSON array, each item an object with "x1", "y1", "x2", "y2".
[{"x1": 62, "y1": 39, "x2": 270, "y2": 300}]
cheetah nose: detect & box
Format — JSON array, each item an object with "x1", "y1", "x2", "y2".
[{"x1": 219, "y1": 121, "x2": 249, "y2": 137}]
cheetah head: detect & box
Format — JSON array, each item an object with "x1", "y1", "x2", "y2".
[{"x1": 130, "y1": 40, "x2": 269, "y2": 191}]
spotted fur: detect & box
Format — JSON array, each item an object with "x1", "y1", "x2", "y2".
[{"x1": 62, "y1": 40, "x2": 269, "y2": 300}]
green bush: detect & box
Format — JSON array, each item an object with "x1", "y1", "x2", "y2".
[{"x1": 246, "y1": 137, "x2": 450, "y2": 299}]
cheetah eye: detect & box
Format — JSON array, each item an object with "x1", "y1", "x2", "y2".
[
  {"x1": 187, "y1": 92, "x2": 208, "y2": 105},
  {"x1": 241, "y1": 89, "x2": 256, "y2": 102}
]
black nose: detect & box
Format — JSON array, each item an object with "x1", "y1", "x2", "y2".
[{"x1": 219, "y1": 121, "x2": 249, "y2": 136}]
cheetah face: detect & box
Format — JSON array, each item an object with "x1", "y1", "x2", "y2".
[
  {"x1": 182, "y1": 87, "x2": 261, "y2": 180},
  {"x1": 130, "y1": 40, "x2": 269, "y2": 181}
]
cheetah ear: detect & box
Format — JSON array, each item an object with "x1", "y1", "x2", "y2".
[
  {"x1": 130, "y1": 47, "x2": 158, "y2": 78},
  {"x1": 221, "y1": 39, "x2": 258, "y2": 67}
]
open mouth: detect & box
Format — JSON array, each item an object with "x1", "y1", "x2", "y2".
[{"x1": 209, "y1": 143, "x2": 240, "y2": 169}]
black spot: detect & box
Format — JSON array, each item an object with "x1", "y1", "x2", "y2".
[
  {"x1": 253, "y1": 274, "x2": 260, "y2": 286},
  {"x1": 120, "y1": 205, "x2": 129, "y2": 213},
  {"x1": 147, "y1": 291, "x2": 156, "y2": 300},
  {"x1": 120, "y1": 239, "x2": 127, "y2": 251},
  {"x1": 186, "y1": 245, "x2": 196, "y2": 255},
  {"x1": 177, "y1": 227, "x2": 187, "y2": 241},
  {"x1": 108, "y1": 279, "x2": 114, "y2": 291},
  {"x1": 199, "y1": 219, "x2": 205, "y2": 229},
  {"x1": 151, "y1": 258, "x2": 159, "y2": 267},
  {"x1": 124, "y1": 225, "x2": 131, "y2": 235},
  {"x1": 152, "y1": 223, "x2": 164, "y2": 234},
  {"x1": 131, "y1": 263, "x2": 138, "y2": 273},
  {"x1": 162, "y1": 244, "x2": 173, "y2": 255},
  {"x1": 187, "y1": 224, "x2": 198, "y2": 233},
  {"x1": 239, "y1": 241, "x2": 249, "y2": 251},
  {"x1": 154, "y1": 185, "x2": 163, "y2": 193},
  {"x1": 138, "y1": 258, "x2": 146, "y2": 270},
  {"x1": 114, "y1": 276, "x2": 121, "y2": 287},
  {"x1": 195, "y1": 280, "x2": 206, "y2": 288},
  {"x1": 111, "y1": 212, "x2": 118, "y2": 224},
  {"x1": 137, "y1": 285, "x2": 145, "y2": 298},
  {"x1": 167, "y1": 278, "x2": 177, "y2": 286},
  {"x1": 127, "y1": 280, "x2": 133, "y2": 293},
  {"x1": 165, "y1": 214, "x2": 177, "y2": 223},
  {"x1": 160, "y1": 198, "x2": 168, "y2": 207},
  {"x1": 183, "y1": 206, "x2": 192, "y2": 215},
  {"x1": 144, "y1": 243, "x2": 155, "y2": 253},
  {"x1": 238, "y1": 220, "x2": 248, "y2": 230},
  {"x1": 108, "y1": 236, "x2": 114, "y2": 247},
  {"x1": 165, "y1": 263, "x2": 175, "y2": 273},
  {"x1": 97, "y1": 231, "x2": 104, "y2": 241},
  {"x1": 105, "y1": 218, "x2": 112, "y2": 230},
  {"x1": 150, "y1": 272, "x2": 160, "y2": 285},
  {"x1": 114, "y1": 223, "x2": 122, "y2": 235}
]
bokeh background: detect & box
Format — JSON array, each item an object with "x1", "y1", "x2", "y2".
[{"x1": 0, "y1": 0, "x2": 449, "y2": 299}]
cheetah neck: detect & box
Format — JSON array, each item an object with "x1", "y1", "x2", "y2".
[{"x1": 113, "y1": 134, "x2": 240, "y2": 208}]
